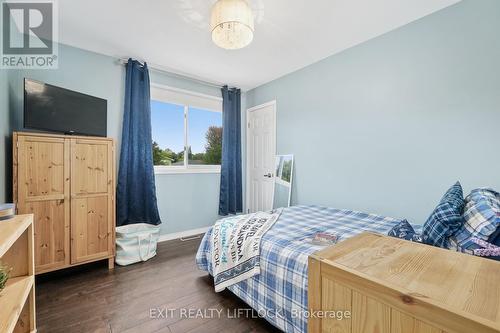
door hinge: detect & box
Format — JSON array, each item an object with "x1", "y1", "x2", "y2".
[{"x1": 247, "y1": 122, "x2": 250, "y2": 128}]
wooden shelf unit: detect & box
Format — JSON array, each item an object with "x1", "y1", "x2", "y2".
[{"x1": 0, "y1": 214, "x2": 36, "y2": 333}]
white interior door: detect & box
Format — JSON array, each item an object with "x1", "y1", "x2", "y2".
[{"x1": 246, "y1": 101, "x2": 276, "y2": 213}]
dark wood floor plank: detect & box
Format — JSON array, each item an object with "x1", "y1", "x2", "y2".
[{"x1": 36, "y1": 237, "x2": 282, "y2": 333}]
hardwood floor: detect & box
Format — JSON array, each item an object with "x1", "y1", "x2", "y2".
[{"x1": 36, "y1": 237, "x2": 282, "y2": 333}]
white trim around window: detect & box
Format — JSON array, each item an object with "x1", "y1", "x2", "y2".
[
  {"x1": 154, "y1": 165, "x2": 221, "y2": 175},
  {"x1": 151, "y1": 84, "x2": 223, "y2": 175}
]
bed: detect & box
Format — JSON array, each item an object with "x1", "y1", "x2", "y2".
[{"x1": 196, "y1": 205, "x2": 403, "y2": 332}]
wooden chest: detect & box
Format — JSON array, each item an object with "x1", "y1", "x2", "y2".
[{"x1": 308, "y1": 232, "x2": 500, "y2": 333}]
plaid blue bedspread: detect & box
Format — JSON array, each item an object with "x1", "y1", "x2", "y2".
[{"x1": 196, "y1": 205, "x2": 402, "y2": 332}]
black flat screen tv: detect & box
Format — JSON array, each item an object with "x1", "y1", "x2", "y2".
[{"x1": 24, "y1": 78, "x2": 107, "y2": 137}]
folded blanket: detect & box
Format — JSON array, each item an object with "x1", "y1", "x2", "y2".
[{"x1": 211, "y1": 209, "x2": 282, "y2": 292}]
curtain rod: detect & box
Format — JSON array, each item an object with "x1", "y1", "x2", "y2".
[{"x1": 118, "y1": 58, "x2": 226, "y2": 90}]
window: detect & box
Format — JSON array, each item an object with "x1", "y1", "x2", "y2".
[
  {"x1": 151, "y1": 85, "x2": 223, "y2": 174},
  {"x1": 188, "y1": 107, "x2": 222, "y2": 166},
  {"x1": 151, "y1": 101, "x2": 185, "y2": 167}
]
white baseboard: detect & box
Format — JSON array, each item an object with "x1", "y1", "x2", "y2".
[{"x1": 158, "y1": 226, "x2": 211, "y2": 243}]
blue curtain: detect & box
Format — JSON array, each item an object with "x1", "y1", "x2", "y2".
[
  {"x1": 116, "y1": 59, "x2": 161, "y2": 226},
  {"x1": 219, "y1": 86, "x2": 243, "y2": 215}
]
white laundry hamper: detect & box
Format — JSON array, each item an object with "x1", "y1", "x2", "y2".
[{"x1": 115, "y1": 223, "x2": 161, "y2": 266}]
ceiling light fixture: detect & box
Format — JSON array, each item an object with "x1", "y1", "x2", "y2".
[{"x1": 210, "y1": 0, "x2": 254, "y2": 50}]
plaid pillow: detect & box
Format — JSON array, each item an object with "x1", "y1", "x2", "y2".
[
  {"x1": 422, "y1": 182, "x2": 465, "y2": 248},
  {"x1": 388, "y1": 220, "x2": 422, "y2": 242},
  {"x1": 459, "y1": 188, "x2": 500, "y2": 240}
]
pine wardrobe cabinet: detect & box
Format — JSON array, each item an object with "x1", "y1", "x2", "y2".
[{"x1": 13, "y1": 132, "x2": 116, "y2": 274}]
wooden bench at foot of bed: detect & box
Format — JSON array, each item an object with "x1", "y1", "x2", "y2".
[{"x1": 308, "y1": 232, "x2": 500, "y2": 333}]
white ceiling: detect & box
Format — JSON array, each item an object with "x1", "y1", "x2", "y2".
[{"x1": 59, "y1": 0, "x2": 460, "y2": 91}]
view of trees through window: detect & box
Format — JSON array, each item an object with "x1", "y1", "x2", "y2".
[
  {"x1": 152, "y1": 141, "x2": 183, "y2": 166},
  {"x1": 151, "y1": 100, "x2": 222, "y2": 167},
  {"x1": 188, "y1": 125, "x2": 222, "y2": 165}
]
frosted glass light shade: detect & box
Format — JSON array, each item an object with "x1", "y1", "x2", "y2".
[{"x1": 210, "y1": 0, "x2": 254, "y2": 50}]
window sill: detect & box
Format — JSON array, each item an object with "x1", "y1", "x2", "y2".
[{"x1": 154, "y1": 166, "x2": 221, "y2": 175}]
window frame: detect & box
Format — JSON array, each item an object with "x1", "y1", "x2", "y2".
[{"x1": 151, "y1": 84, "x2": 223, "y2": 175}]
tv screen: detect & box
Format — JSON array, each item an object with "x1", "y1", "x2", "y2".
[{"x1": 24, "y1": 78, "x2": 107, "y2": 137}]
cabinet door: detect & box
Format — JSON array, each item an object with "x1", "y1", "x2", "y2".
[
  {"x1": 15, "y1": 135, "x2": 70, "y2": 273},
  {"x1": 70, "y1": 139, "x2": 114, "y2": 264}
]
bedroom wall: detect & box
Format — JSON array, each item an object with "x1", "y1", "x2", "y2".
[
  {"x1": 4, "y1": 43, "x2": 222, "y2": 235},
  {"x1": 246, "y1": 0, "x2": 500, "y2": 224}
]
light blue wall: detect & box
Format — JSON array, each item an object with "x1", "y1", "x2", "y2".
[
  {"x1": 3, "y1": 43, "x2": 222, "y2": 234},
  {"x1": 155, "y1": 173, "x2": 220, "y2": 233},
  {"x1": 246, "y1": 0, "x2": 500, "y2": 224}
]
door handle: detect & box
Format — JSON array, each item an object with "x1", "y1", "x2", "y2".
[{"x1": 264, "y1": 173, "x2": 272, "y2": 178}]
